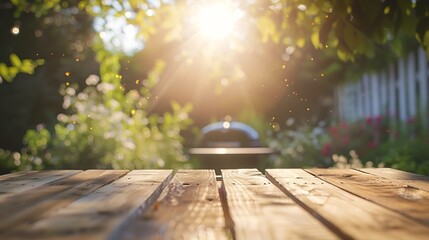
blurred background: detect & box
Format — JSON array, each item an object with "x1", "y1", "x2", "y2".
[{"x1": 1, "y1": 0, "x2": 428, "y2": 174}]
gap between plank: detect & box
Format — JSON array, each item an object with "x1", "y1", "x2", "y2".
[
  {"x1": 265, "y1": 170, "x2": 353, "y2": 240},
  {"x1": 306, "y1": 168, "x2": 429, "y2": 226},
  {"x1": 107, "y1": 170, "x2": 175, "y2": 240},
  {"x1": 218, "y1": 178, "x2": 236, "y2": 240}
]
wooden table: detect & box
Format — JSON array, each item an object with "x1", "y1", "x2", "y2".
[{"x1": 0, "y1": 168, "x2": 428, "y2": 239}]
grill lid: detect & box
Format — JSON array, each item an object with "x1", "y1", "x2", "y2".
[
  {"x1": 189, "y1": 121, "x2": 276, "y2": 155},
  {"x1": 200, "y1": 121, "x2": 261, "y2": 148}
]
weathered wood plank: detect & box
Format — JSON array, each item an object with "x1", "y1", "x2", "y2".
[
  {"x1": 222, "y1": 169, "x2": 338, "y2": 240},
  {"x1": 119, "y1": 169, "x2": 229, "y2": 240},
  {"x1": 307, "y1": 168, "x2": 429, "y2": 226},
  {"x1": 357, "y1": 168, "x2": 429, "y2": 192},
  {"x1": 4, "y1": 170, "x2": 173, "y2": 240},
  {"x1": 267, "y1": 169, "x2": 429, "y2": 240},
  {"x1": 0, "y1": 170, "x2": 127, "y2": 234},
  {"x1": 0, "y1": 171, "x2": 36, "y2": 181},
  {"x1": 0, "y1": 170, "x2": 81, "y2": 200}
]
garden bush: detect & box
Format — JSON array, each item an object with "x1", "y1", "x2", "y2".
[{"x1": 1, "y1": 59, "x2": 193, "y2": 170}]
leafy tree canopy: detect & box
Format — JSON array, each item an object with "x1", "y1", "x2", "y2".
[{"x1": 1, "y1": 0, "x2": 428, "y2": 84}]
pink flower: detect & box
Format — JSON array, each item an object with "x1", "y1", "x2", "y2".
[
  {"x1": 375, "y1": 115, "x2": 382, "y2": 124},
  {"x1": 339, "y1": 122, "x2": 348, "y2": 129},
  {"x1": 321, "y1": 143, "x2": 331, "y2": 156},
  {"x1": 329, "y1": 127, "x2": 338, "y2": 136},
  {"x1": 365, "y1": 117, "x2": 372, "y2": 124},
  {"x1": 407, "y1": 117, "x2": 414, "y2": 124},
  {"x1": 368, "y1": 141, "x2": 377, "y2": 149}
]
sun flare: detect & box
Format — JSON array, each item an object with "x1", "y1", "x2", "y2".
[{"x1": 195, "y1": 3, "x2": 243, "y2": 40}]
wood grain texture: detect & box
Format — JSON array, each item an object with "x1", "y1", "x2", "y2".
[
  {"x1": 0, "y1": 170, "x2": 127, "y2": 234},
  {"x1": 357, "y1": 168, "x2": 429, "y2": 192},
  {"x1": 4, "y1": 170, "x2": 173, "y2": 240},
  {"x1": 0, "y1": 170, "x2": 81, "y2": 200},
  {"x1": 119, "y1": 169, "x2": 229, "y2": 240},
  {"x1": 267, "y1": 169, "x2": 429, "y2": 240},
  {"x1": 222, "y1": 169, "x2": 338, "y2": 240},
  {"x1": 0, "y1": 171, "x2": 36, "y2": 181},
  {"x1": 307, "y1": 168, "x2": 429, "y2": 226}
]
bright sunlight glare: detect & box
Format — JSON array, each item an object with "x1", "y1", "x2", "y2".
[{"x1": 196, "y1": 3, "x2": 244, "y2": 40}]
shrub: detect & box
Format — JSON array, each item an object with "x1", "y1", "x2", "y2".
[
  {"x1": 265, "y1": 123, "x2": 331, "y2": 168},
  {"x1": 326, "y1": 118, "x2": 429, "y2": 174},
  {"x1": 5, "y1": 60, "x2": 193, "y2": 170}
]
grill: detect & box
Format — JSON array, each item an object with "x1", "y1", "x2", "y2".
[{"x1": 189, "y1": 121, "x2": 275, "y2": 174}]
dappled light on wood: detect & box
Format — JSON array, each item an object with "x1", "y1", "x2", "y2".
[{"x1": 2, "y1": 169, "x2": 429, "y2": 239}]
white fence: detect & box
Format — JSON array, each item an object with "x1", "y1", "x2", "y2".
[{"x1": 335, "y1": 48, "x2": 429, "y2": 129}]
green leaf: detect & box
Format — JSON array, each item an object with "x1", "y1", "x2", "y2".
[
  {"x1": 416, "y1": 18, "x2": 429, "y2": 45},
  {"x1": 10, "y1": 54, "x2": 21, "y2": 68},
  {"x1": 337, "y1": 49, "x2": 353, "y2": 61},
  {"x1": 10, "y1": 0, "x2": 20, "y2": 5},
  {"x1": 0, "y1": 63, "x2": 8, "y2": 75},
  {"x1": 306, "y1": 4, "x2": 319, "y2": 16},
  {"x1": 257, "y1": 15, "x2": 278, "y2": 43},
  {"x1": 391, "y1": 38, "x2": 404, "y2": 56},
  {"x1": 296, "y1": 37, "x2": 306, "y2": 48},
  {"x1": 36, "y1": 59, "x2": 45, "y2": 65},
  {"x1": 311, "y1": 30, "x2": 321, "y2": 49},
  {"x1": 20, "y1": 60, "x2": 34, "y2": 74},
  {"x1": 171, "y1": 101, "x2": 180, "y2": 112},
  {"x1": 8, "y1": 67, "x2": 19, "y2": 78},
  {"x1": 0, "y1": 63, "x2": 12, "y2": 82}
]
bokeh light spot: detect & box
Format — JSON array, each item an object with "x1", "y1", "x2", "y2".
[{"x1": 11, "y1": 26, "x2": 20, "y2": 35}]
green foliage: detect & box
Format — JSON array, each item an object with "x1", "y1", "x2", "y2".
[
  {"x1": 11, "y1": 0, "x2": 62, "y2": 17},
  {"x1": 0, "y1": 149, "x2": 22, "y2": 174},
  {"x1": 260, "y1": 0, "x2": 429, "y2": 60},
  {"x1": 0, "y1": 54, "x2": 44, "y2": 83},
  {"x1": 324, "y1": 119, "x2": 429, "y2": 175},
  {"x1": 261, "y1": 118, "x2": 429, "y2": 174},
  {"x1": 1, "y1": 0, "x2": 194, "y2": 172},
  {"x1": 19, "y1": 60, "x2": 192, "y2": 170},
  {"x1": 265, "y1": 124, "x2": 331, "y2": 168},
  {"x1": 324, "y1": 121, "x2": 374, "y2": 158},
  {"x1": 366, "y1": 136, "x2": 429, "y2": 175},
  {"x1": 2, "y1": 1, "x2": 196, "y2": 170},
  {"x1": 4, "y1": 0, "x2": 429, "y2": 85},
  {"x1": 0, "y1": 147, "x2": 45, "y2": 173}
]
